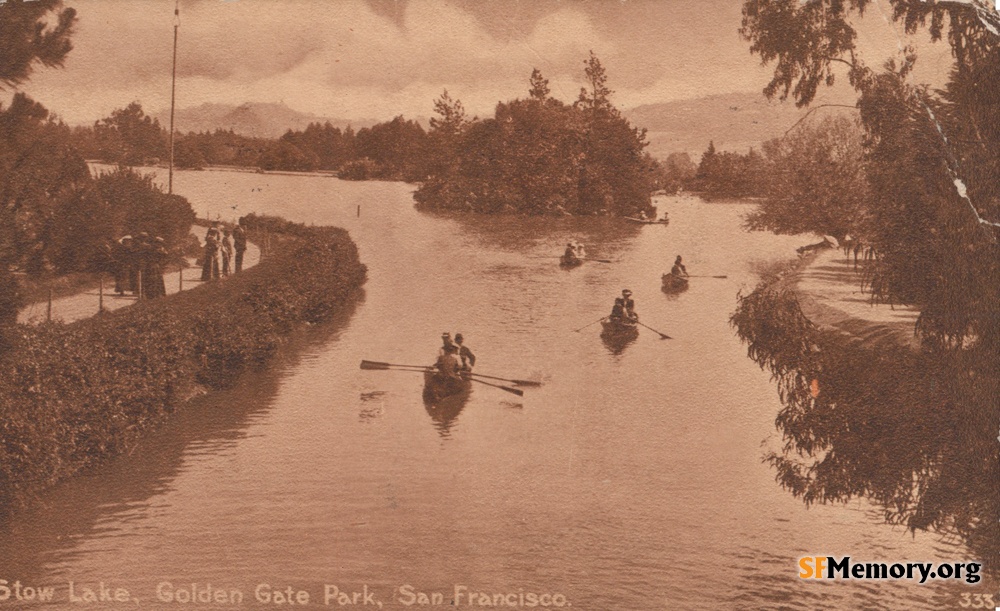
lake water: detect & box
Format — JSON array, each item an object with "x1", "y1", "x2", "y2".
[{"x1": 0, "y1": 169, "x2": 985, "y2": 609}]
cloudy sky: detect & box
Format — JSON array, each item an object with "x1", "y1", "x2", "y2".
[{"x1": 17, "y1": 0, "x2": 955, "y2": 125}]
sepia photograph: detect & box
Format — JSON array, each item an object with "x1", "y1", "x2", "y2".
[{"x1": 0, "y1": 0, "x2": 997, "y2": 608}]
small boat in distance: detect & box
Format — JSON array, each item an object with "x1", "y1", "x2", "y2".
[
  {"x1": 560, "y1": 253, "x2": 583, "y2": 268},
  {"x1": 624, "y1": 215, "x2": 669, "y2": 225},
  {"x1": 661, "y1": 273, "x2": 690, "y2": 292}
]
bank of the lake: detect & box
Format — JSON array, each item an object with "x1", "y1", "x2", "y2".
[
  {"x1": 0, "y1": 216, "x2": 366, "y2": 518},
  {"x1": 732, "y1": 245, "x2": 1000, "y2": 575}
]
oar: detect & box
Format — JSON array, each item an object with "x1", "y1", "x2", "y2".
[
  {"x1": 637, "y1": 321, "x2": 672, "y2": 340},
  {"x1": 361, "y1": 360, "x2": 434, "y2": 370},
  {"x1": 530, "y1": 256, "x2": 613, "y2": 263},
  {"x1": 686, "y1": 275, "x2": 728, "y2": 279},
  {"x1": 468, "y1": 371, "x2": 542, "y2": 387},
  {"x1": 574, "y1": 316, "x2": 607, "y2": 332},
  {"x1": 465, "y1": 375, "x2": 524, "y2": 397},
  {"x1": 361, "y1": 364, "x2": 431, "y2": 374}
]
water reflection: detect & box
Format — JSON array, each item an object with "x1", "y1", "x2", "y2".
[
  {"x1": 731, "y1": 286, "x2": 1000, "y2": 571},
  {"x1": 441, "y1": 211, "x2": 642, "y2": 257},
  {"x1": 423, "y1": 389, "x2": 471, "y2": 438},
  {"x1": 0, "y1": 317, "x2": 354, "y2": 582}
]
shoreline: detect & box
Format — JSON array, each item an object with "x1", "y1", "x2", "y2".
[
  {"x1": 0, "y1": 217, "x2": 367, "y2": 519},
  {"x1": 781, "y1": 246, "x2": 921, "y2": 352}
]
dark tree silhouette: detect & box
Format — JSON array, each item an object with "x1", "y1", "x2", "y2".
[{"x1": 0, "y1": 0, "x2": 76, "y2": 89}]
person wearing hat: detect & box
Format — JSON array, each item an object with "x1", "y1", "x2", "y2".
[
  {"x1": 621, "y1": 289, "x2": 638, "y2": 322},
  {"x1": 564, "y1": 242, "x2": 578, "y2": 261},
  {"x1": 233, "y1": 224, "x2": 248, "y2": 273},
  {"x1": 143, "y1": 236, "x2": 168, "y2": 298},
  {"x1": 113, "y1": 236, "x2": 133, "y2": 295},
  {"x1": 201, "y1": 227, "x2": 221, "y2": 281},
  {"x1": 609, "y1": 297, "x2": 626, "y2": 322},
  {"x1": 438, "y1": 332, "x2": 457, "y2": 357},
  {"x1": 221, "y1": 228, "x2": 234, "y2": 277},
  {"x1": 434, "y1": 344, "x2": 462, "y2": 380},
  {"x1": 670, "y1": 255, "x2": 689, "y2": 278},
  {"x1": 455, "y1": 333, "x2": 476, "y2": 370},
  {"x1": 575, "y1": 241, "x2": 587, "y2": 259}
]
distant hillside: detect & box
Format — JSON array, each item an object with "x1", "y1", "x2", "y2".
[
  {"x1": 153, "y1": 102, "x2": 376, "y2": 138},
  {"x1": 624, "y1": 91, "x2": 856, "y2": 160}
]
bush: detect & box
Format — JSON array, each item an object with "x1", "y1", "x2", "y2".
[{"x1": 0, "y1": 219, "x2": 366, "y2": 516}]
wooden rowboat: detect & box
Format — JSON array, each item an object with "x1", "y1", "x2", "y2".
[
  {"x1": 624, "y1": 216, "x2": 670, "y2": 225},
  {"x1": 423, "y1": 369, "x2": 472, "y2": 403},
  {"x1": 559, "y1": 254, "x2": 583, "y2": 268},
  {"x1": 600, "y1": 318, "x2": 639, "y2": 339},
  {"x1": 661, "y1": 273, "x2": 690, "y2": 292}
]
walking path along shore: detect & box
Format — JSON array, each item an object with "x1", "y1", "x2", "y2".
[
  {"x1": 18, "y1": 239, "x2": 261, "y2": 325},
  {"x1": 789, "y1": 247, "x2": 921, "y2": 351}
]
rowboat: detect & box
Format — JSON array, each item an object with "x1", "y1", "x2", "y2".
[
  {"x1": 559, "y1": 254, "x2": 584, "y2": 268},
  {"x1": 624, "y1": 216, "x2": 670, "y2": 225},
  {"x1": 600, "y1": 318, "x2": 639, "y2": 339},
  {"x1": 423, "y1": 369, "x2": 472, "y2": 403},
  {"x1": 661, "y1": 273, "x2": 690, "y2": 292}
]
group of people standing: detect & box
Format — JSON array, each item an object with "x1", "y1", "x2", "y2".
[
  {"x1": 201, "y1": 224, "x2": 247, "y2": 281},
  {"x1": 434, "y1": 332, "x2": 476, "y2": 378},
  {"x1": 109, "y1": 233, "x2": 170, "y2": 299}
]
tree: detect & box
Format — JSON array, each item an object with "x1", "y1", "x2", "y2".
[
  {"x1": 740, "y1": 0, "x2": 1000, "y2": 566},
  {"x1": 0, "y1": 0, "x2": 77, "y2": 324},
  {"x1": 575, "y1": 51, "x2": 614, "y2": 115},
  {"x1": 746, "y1": 115, "x2": 868, "y2": 239},
  {"x1": 415, "y1": 58, "x2": 655, "y2": 217},
  {"x1": 528, "y1": 68, "x2": 550, "y2": 101},
  {"x1": 258, "y1": 140, "x2": 317, "y2": 172},
  {"x1": 740, "y1": 0, "x2": 1000, "y2": 345},
  {"x1": 93, "y1": 102, "x2": 167, "y2": 165},
  {"x1": 0, "y1": 94, "x2": 89, "y2": 275},
  {"x1": 0, "y1": 0, "x2": 76, "y2": 90}
]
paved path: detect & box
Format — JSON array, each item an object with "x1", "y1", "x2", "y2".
[
  {"x1": 18, "y1": 241, "x2": 261, "y2": 325},
  {"x1": 791, "y1": 247, "x2": 921, "y2": 351}
]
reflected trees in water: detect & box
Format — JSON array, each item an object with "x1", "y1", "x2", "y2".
[{"x1": 731, "y1": 286, "x2": 999, "y2": 570}]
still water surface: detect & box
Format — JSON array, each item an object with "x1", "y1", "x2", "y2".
[{"x1": 0, "y1": 170, "x2": 982, "y2": 609}]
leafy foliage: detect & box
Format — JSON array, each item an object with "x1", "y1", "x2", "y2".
[
  {"x1": 0, "y1": 0, "x2": 76, "y2": 90},
  {"x1": 745, "y1": 116, "x2": 868, "y2": 239},
  {"x1": 414, "y1": 56, "x2": 657, "y2": 216},
  {"x1": 91, "y1": 102, "x2": 167, "y2": 165},
  {"x1": 689, "y1": 141, "x2": 766, "y2": 198},
  {"x1": 0, "y1": 220, "x2": 366, "y2": 516},
  {"x1": 741, "y1": 0, "x2": 1000, "y2": 354}
]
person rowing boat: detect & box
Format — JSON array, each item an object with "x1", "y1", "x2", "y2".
[
  {"x1": 602, "y1": 290, "x2": 640, "y2": 342},
  {"x1": 455, "y1": 333, "x2": 476, "y2": 370},
  {"x1": 560, "y1": 242, "x2": 583, "y2": 267},
  {"x1": 662, "y1": 256, "x2": 690, "y2": 292},
  {"x1": 426, "y1": 344, "x2": 471, "y2": 402},
  {"x1": 670, "y1": 255, "x2": 689, "y2": 278}
]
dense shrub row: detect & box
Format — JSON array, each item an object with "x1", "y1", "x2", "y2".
[{"x1": 0, "y1": 221, "x2": 366, "y2": 516}]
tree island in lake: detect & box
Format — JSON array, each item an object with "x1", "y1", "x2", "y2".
[{"x1": 414, "y1": 53, "x2": 660, "y2": 218}]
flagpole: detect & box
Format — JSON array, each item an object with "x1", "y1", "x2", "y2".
[{"x1": 168, "y1": 0, "x2": 179, "y2": 194}]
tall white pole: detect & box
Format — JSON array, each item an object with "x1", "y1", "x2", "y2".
[{"x1": 169, "y1": 0, "x2": 179, "y2": 194}]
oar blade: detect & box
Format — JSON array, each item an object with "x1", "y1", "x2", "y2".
[
  {"x1": 511, "y1": 379, "x2": 543, "y2": 387},
  {"x1": 466, "y1": 376, "x2": 525, "y2": 396},
  {"x1": 360, "y1": 360, "x2": 391, "y2": 370}
]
